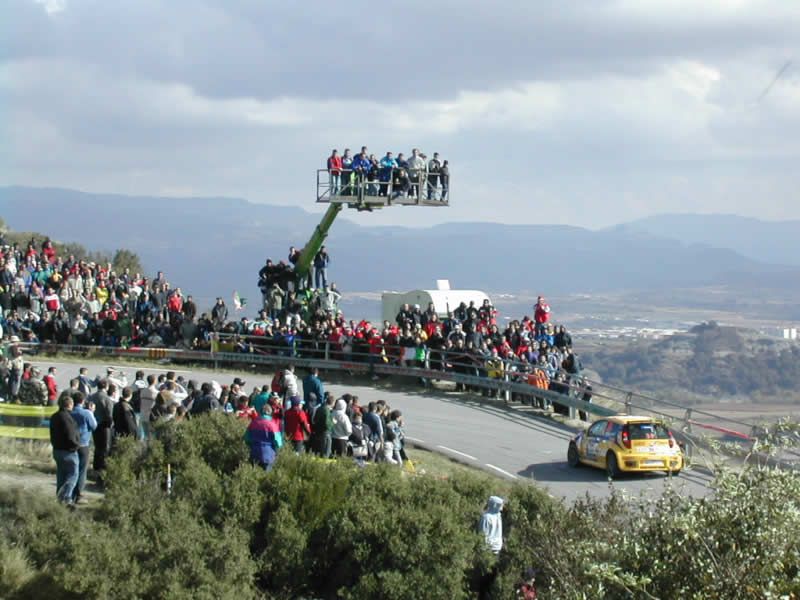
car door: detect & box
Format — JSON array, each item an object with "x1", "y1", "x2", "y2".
[{"x1": 582, "y1": 420, "x2": 608, "y2": 465}]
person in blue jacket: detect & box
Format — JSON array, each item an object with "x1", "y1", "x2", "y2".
[
  {"x1": 303, "y1": 367, "x2": 325, "y2": 407},
  {"x1": 244, "y1": 404, "x2": 283, "y2": 471},
  {"x1": 351, "y1": 150, "x2": 372, "y2": 199},
  {"x1": 379, "y1": 152, "x2": 397, "y2": 196}
]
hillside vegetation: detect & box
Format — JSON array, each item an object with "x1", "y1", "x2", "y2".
[
  {"x1": 2, "y1": 414, "x2": 799, "y2": 599},
  {"x1": 0, "y1": 217, "x2": 143, "y2": 275},
  {"x1": 585, "y1": 321, "x2": 800, "y2": 403}
]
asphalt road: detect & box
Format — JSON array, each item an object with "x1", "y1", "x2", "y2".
[{"x1": 33, "y1": 359, "x2": 715, "y2": 503}]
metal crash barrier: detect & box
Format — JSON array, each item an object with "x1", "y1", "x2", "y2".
[{"x1": 2, "y1": 340, "x2": 759, "y2": 450}]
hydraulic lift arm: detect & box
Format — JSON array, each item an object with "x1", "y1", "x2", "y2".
[{"x1": 294, "y1": 203, "x2": 343, "y2": 283}]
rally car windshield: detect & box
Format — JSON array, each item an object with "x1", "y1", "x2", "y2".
[{"x1": 627, "y1": 422, "x2": 670, "y2": 440}]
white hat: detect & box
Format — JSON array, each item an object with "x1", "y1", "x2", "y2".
[{"x1": 9, "y1": 335, "x2": 20, "y2": 342}]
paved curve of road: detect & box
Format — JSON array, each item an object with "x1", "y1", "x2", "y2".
[{"x1": 34, "y1": 359, "x2": 715, "y2": 503}]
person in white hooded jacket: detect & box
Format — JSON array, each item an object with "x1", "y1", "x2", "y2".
[
  {"x1": 330, "y1": 398, "x2": 352, "y2": 457},
  {"x1": 479, "y1": 496, "x2": 504, "y2": 554},
  {"x1": 281, "y1": 365, "x2": 299, "y2": 400}
]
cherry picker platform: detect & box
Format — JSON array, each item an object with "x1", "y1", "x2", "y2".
[
  {"x1": 292, "y1": 166, "x2": 450, "y2": 283},
  {"x1": 315, "y1": 168, "x2": 449, "y2": 209}
]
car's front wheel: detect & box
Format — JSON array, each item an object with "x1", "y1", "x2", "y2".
[
  {"x1": 606, "y1": 451, "x2": 621, "y2": 479},
  {"x1": 567, "y1": 443, "x2": 581, "y2": 468}
]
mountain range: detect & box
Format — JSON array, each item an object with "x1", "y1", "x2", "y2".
[
  {"x1": 612, "y1": 214, "x2": 800, "y2": 267},
  {"x1": 1, "y1": 186, "x2": 798, "y2": 310}
]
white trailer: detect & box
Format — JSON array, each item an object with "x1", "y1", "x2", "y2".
[{"x1": 381, "y1": 281, "x2": 491, "y2": 323}]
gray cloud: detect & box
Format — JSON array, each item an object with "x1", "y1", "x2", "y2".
[{"x1": 2, "y1": 0, "x2": 799, "y2": 229}]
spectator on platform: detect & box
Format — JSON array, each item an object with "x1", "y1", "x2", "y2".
[
  {"x1": 440, "y1": 160, "x2": 449, "y2": 201},
  {"x1": 352, "y1": 150, "x2": 372, "y2": 195},
  {"x1": 379, "y1": 152, "x2": 397, "y2": 196},
  {"x1": 327, "y1": 149, "x2": 342, "y2": 196},
  {"x1": 313, "y1": 246, "x2": 330, "y2": 290},
  {"x1": 391, "y1": 169, "x2": 410, "y2": 200},
  {"x1": 341, "y1": 149, "x2": 353, "y2": 195},
  {"x1": 427, "y1": 152, "x2": 442, "y2": 200},
  {"x1": 407, "y1": 148, "x2": 426, "y2": 198}
]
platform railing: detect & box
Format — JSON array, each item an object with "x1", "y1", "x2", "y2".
[{"x1": 316, "y1": 168, "x2": 449, "y2": 206}]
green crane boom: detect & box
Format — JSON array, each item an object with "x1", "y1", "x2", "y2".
[{"x1": 295, "y1": 203, "x2": 343, "y2": 282}]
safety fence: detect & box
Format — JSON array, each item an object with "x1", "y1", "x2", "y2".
[
  {"x1": 213, "y1": 333, "x2": 760, "y2": 440},
  {"x1": 1, "y1": 340, "x2": 760, "y2": 451}
]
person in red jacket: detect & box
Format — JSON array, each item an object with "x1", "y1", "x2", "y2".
[
  {"x1": 167, "y1": 289, "x2": 184, "y2": 314},
  {"x1": 43, "y1": 366, "x2": 59, "y2": 405},
  {"x1": 283, "y1": 396, "x2": 311, "y2": 453},
  {"x1": 327, "y1": 149, "x2": 343, "y2": 196},
  {"x1": 534, "y1": 295, "x2": 551, "y2": 335},
  {"x1": 42, "y1": 239, "x2": 57, "y2": 264},
  {"x1": 235, "y1": 395, "x2": 257, "y2": 421}
]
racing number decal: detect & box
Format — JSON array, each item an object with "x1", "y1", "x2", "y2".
[{"x1": 587, "y1": 439, "x2": 599, "y2": 459}]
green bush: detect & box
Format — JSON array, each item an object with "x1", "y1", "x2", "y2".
[
  {"x1": 0, "y1": 538, "x2": 36, "y2": 596},
  {"x1": 3, "y1": 412, "x2": 800, "y2": 599}
]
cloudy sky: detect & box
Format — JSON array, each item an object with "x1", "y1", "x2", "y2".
[{"x1": 2, "y1": 0, "x2": 799, "y2": 228}]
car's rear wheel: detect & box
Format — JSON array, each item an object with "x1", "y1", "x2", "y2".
[
  {"x1": 567, "y1": 443, "x2": 581, "y2": 467},
  {"x1": 606, "y1": 451, "x2": 621, "y2": 479},
  {"x1": 668, "y1": 469, "x2": 681, "y2": 477}
]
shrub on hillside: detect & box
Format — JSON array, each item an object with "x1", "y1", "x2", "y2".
[
  {"x1": 102, "y1": 416, "x2": 506, "y2": 599},
  {"x1": 3, "y1": 413, "x2": 800, "y2": 599}
]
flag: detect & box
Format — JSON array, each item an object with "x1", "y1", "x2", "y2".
[{"x1": 233, "y1": 291, "x2": 247, "y2": 311}]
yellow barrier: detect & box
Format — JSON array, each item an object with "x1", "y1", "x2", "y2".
[
  {"x1": 0, "y1": 404, "x2": 57, "y2": 439},
  {"x1": 0, "y1": 425, "x2": 50, "y2": 440},
  {"x1": 0, "y1": 404, "x2": 58, "y2": 417}
]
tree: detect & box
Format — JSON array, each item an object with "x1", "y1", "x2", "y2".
[{"x1": 112, "y1": 249, "x2": 143, "y2": 274}]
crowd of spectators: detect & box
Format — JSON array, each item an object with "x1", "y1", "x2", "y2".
[
  {"x1": 225, "y1": 293, "x2": 589, "y2": 416},
  {"x1": 0, "y1": 236, "x2": 343, "y2": 353},
  {"x1": 326, "y1": 146, "x2": 450, "y2": 202},
  {"x1": 0, "y1": 237, "x2": 204, "y2": 349},
  {"x1": 45, "y1": 364, "x2": 408, "y2": 505},
  {"x1": 1, "y1": 235, "x2": 588, "y2": 417}
]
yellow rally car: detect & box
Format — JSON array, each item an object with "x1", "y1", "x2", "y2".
[{"x1": 567, "y1": 416, "x2": 683, "y2": 478}]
